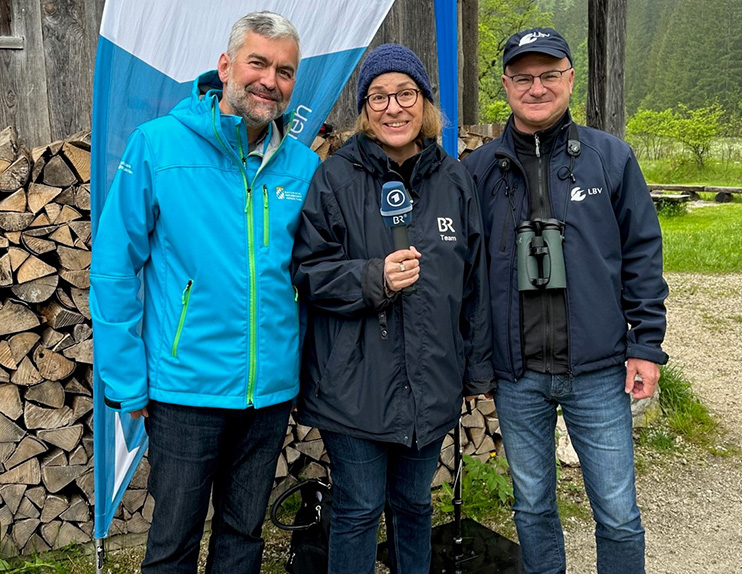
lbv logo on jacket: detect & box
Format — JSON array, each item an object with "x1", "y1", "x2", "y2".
[
  {"x1": 437, "y1": 217, "x2": 457, "y2": 242},
  {"x1": 570, "y1": 186, "x2": 603, "y2": 202}
]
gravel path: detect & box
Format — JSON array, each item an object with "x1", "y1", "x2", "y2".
[{"x1": 564, "y1": 272, "x2": 742, "y2": 573}]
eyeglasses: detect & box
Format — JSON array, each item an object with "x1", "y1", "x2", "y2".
[
  {"x1": 365, "y1": 88, "x2": 421, "y2": 112},
  {"x1": 505, "y1": 68, "x2": 573, "y2": 91}
]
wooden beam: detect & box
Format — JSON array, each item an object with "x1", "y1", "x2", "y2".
[
  {"x1": 0, "y1": 37, "x2": 24, "y2": 50},
  {"x1": 461, "y1": 0, "x2": 479, "y2": 125},
  {"x1": 587, "y1": 0, "x2": 627, "y2": 139}
]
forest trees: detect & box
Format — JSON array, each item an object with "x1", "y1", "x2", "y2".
[
  {"x1": 479, "y1": 0, "x2": 742, "y2": 137},
  {"x1": 478, "y1": 0, "x2": 553, "y2": 122},
  {"x1": 626, "y1": 104, "x2": 724, "y2": 167}
]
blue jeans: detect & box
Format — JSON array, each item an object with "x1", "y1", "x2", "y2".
[
  {"x1": 321, "y1": 430, "x2": 444, "y2": 574},
  {"x1": 495, "y1": 365, "x2": 644, "y2": 574},
  {"x1": 141, "y1": 399, "x2": 292, "y2": 574}
]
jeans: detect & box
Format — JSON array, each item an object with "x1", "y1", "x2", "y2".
[
  {"x1": 495, "y1": 365, "x2": 644, "y2": 574},
  {"x1": 320, "y1": 430, "x2": 444, "y2": 574},
  {"x1": 141, "y1": 399, "x2": 292, "y2": 574}
]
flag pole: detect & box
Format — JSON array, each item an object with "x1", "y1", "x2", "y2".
[{"x1": 95, "y1": 538, "x2": 106, "y2": 574}]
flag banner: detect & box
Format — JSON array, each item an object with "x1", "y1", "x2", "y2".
[
  {"x1": 92, "y1": 0, "x2": 395, "y2": 541},
  {"x1": 434, "y1": 0, "x2": 458, "y2": 157}
]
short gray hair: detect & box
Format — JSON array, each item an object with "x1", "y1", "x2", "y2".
[{"x1": 227, "y1": 12, "x2": 301, "y2": 60}]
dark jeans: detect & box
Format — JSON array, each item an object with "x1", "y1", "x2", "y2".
[
  {"x1": 496, "y1": 366, "x2": 644, "y2": 574},
  {"x1": 321, "y1": 430, "x2": 445, "y2": 574},
  {"x1": 141, "y1": 399, "x2": 292, "y2": 574}
]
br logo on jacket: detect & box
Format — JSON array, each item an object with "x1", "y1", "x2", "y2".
[{"x1": 437, "y1": 217, "x2": 457, "y2": 242}]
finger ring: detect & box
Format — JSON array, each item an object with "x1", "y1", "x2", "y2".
[{"x1": 399, "y1": 262, "x2": 406, "y2": 272}]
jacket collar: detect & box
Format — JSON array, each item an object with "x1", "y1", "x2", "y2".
[
  {"x1": 337, "y1": 133, "x2": 445, "y2": 192},
  {"x1": 496, "y1": 109, "x2": 573, "y2": 159}
]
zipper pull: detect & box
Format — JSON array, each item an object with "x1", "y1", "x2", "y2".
[
  {"x1": 182, "y1": 280, "x2": 193, "y2": 303},
  {"x1": 534, "y1": 134, "x2": 541, "y2": 158},
  {"x1": 263, "y1": 185, "x2": 268, "y2": 206},
  {"x1": 245, "y1": 187, "x2": 252, "y2": 213}
]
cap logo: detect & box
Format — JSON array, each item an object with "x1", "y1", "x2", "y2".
[{"x1": 519, "y1": 31, "x2": 550, "y2": 46}]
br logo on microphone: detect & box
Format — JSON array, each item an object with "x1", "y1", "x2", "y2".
[{"x1": 437, "y1": 217, "x2": 457, "y2": 242}]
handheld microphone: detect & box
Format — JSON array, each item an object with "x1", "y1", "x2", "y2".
[{"x1": 380, "y1": 181, "x2": 415, "y2": 295}]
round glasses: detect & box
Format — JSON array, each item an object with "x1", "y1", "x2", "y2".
[
  {"x1": 506, "y1": 68, "x2": 572, "y2": 91},
  {"x1": 365, "y1": 88, "x2": 421, "y2": 112}
]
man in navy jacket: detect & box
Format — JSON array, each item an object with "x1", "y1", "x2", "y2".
[{"x1": 463, "y1": 28, "x2": 667, "y2": 574}]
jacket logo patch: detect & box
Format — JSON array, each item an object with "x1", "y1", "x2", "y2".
[
  {"x1": 570, "y1": 186, "x2": 603, "y2": 202},
  {"x1": 118, "y1": 161, "x2": 133, "y2": 175},
  {"x1": 275, "y1": 186, "x2": 303, "y2": 201},
  {"x1": 437, "y1": 217, "x2": 457, "y2": 241}
]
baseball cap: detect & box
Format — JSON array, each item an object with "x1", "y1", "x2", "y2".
[{"x1": 502, "y1": 28, "x2": 573, "y2": 70}]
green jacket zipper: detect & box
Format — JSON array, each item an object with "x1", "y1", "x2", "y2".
[
  {"x1": 234, "y1": 125, "x2": 259, "y2": 406},
  {"x1": 211, "y1": 103, "x2": 294, "y2": 406},
  {"x1": 171, "y1": 279, "x2": 193, "y2": 357},
  {"x1": 263, "y1": 185, "x2": 270, "y2": 247}
]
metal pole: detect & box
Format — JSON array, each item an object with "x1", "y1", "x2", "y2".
[
  {"x1": 95, "y1": 538, "x2": 106, "y2": 574},
  {"x1": 453, "y1": 416, "x2": 464, "y2": 573}
]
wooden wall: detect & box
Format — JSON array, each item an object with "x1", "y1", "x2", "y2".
[{"x1": 0, "y1": 0, "x2": 105, "y2": 150}]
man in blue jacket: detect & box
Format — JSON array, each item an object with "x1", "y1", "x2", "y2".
[
  {"x1": 90, "y1": 12, "x2": 320, "y2": 574},
  {"x1": 463, "y1": 28, "x2": 668, "y2": 574}
]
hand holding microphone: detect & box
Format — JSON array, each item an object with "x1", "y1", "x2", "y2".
[
  {"x1": 380, "y1": 181, "x2": 419, "y2": 295},
  {"x1": 384, "y1": 246, "x2": 421, "y2": 293}
]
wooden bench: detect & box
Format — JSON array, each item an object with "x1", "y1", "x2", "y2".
[
  {"x1": 649, "y1": 192, "x2": 691, "y2": 204},
  {"x1": 648, "y1": 184, "x2": 742, "y2": 203}
]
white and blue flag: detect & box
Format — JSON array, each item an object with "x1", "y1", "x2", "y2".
[
  {"x1": 92, "y1": 0, "x2": 460, "y2": 549},
  {"x1": 92, "y1": 0, "x2": 397, "y2": 542}
]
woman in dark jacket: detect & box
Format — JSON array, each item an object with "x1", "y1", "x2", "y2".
[{"x1": 292, "y1": 44, "x2": 495, "y2": 574}]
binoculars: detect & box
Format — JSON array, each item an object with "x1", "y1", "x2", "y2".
[{"x1": 516, "y1": 218, "x2": 566, "y2": 291}]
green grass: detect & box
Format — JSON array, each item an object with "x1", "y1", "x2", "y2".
[
  {"x1": 659, "y1": 203, "x2": 742, "y2": 273},
  {"x1": 657, "y1": 365, "x2": 721, "y2": 450},
  {"x1": 636, "y1": 427, "x2": 678, "y2": 452},
  {"x1": 0, "y1": 547, "x2": 86, "y2": 574},
  {"x1": 639, "y1": 156, "x2": 742, "y2": 188}
]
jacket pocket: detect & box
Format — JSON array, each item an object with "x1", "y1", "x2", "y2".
[{"x1": 171, "y1": 279, "x2": 194, "y2": 358}]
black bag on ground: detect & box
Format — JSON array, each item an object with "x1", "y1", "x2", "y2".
[{"x1": 270, "y1": 478, "x2": 332, "y2": 574}]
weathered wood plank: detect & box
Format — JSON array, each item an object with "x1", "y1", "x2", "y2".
[
  {"x1": 0, "y1": 0, "x2": 51, "y2": 149},
  {"x1": 40, "y1": 0, "x2": 95, "y2": 141}
]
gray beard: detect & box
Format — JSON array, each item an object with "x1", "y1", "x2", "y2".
[{"x1": 223, "y1": 82, "x2": 285, "y2": 128}]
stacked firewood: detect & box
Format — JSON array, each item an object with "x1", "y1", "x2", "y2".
[
  {"x1": 0, "y1": 126, "x2": 95, "y2": 557},
  {"x1": 0, "y1": 125, "x2": 505, "y2": 558},
  {"x1": 271, "y1": 397, "x2": 505, "y2": 502}
]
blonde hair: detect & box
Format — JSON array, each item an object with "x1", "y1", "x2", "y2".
[{"x1": 354, "y1": 98, "x2": 443, "y2": 141}]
